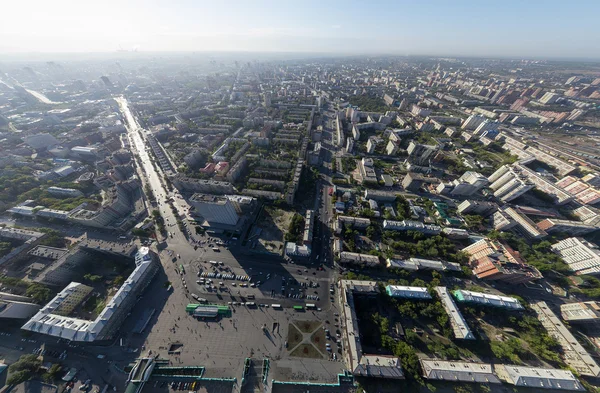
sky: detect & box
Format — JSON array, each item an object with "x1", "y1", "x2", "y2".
[{"x1": 2, "y1": 0, "x2": 600, "y2": 59}]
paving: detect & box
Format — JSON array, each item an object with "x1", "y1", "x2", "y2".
[{"x1": 123, "y1": 247, "x2": 346, "y2": 384}]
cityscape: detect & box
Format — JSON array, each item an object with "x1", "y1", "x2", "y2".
[{"x1": 2, "y1": 3, "x2": 600, "y2": 393}]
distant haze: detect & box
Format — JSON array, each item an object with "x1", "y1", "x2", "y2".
[{"x1": 2, "y1": 0, "x2": 600, "y2": 59}]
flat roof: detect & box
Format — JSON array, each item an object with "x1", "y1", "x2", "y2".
[
  {"x1": 420, "y1": 360, "x2": 500, "y2": 384},
  {"x1": 435, "y1": 287, "x2": 475, "y2": 340},
  {"x1": 453, "y1": 290, "x2": 524, "y2": 310},
  {"x1": 385, "y1": 285, "x2": 431, "y2": 299}
]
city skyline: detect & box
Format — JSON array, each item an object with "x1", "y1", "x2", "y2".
[{"x1": 2, "y1": 0, "x2": 600, "y2": 59}]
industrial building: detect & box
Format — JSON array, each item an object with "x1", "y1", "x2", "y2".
[{"x1": 551, "y1": 237, "x2": 600, "y2": 275}]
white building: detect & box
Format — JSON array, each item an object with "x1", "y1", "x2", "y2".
[
  {"x1": 420, "y1": 360, "x2": 500, "y2": 384},
  {"x1": 47, "y1": 186, "x2": 84, "y2": 198},
  {"x1": 551, "y1": 237, "x2": 600, "y2": 275},
  {"x1": 189, "y1": 193, "x2": 240, "y2": 226},
  {"x1": 452, "y1": 290, "x2": 523, "y2": 310},
  {"x1": 385, "y1": 285, "x2": 431, "y2": 299},
  {"x1": 435, "y1": 287, "x2": 475, "y2": 340},
  {"x1": 561, "y1": 301, "x2": 600, "y2": 323},
  {"x1": 22, "y1": 247, "x2": 159, "y2": 342},
  {"x1": 494, "y1": 364, "x2": 583, "y2": 391}
]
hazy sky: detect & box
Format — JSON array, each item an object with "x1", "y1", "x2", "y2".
[{"x1": 2, "y1": 0, "x2": 600, "y2": 58}]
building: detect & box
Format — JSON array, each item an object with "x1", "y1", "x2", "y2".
[
  {"x1": 494, "y1": 364, "x2": 583, "y2": 391},
  {"x1": 47, "y1": 186, "x2": 84, "y2": 198},
  {"x1": 539, "y1": 92, "x2": 560, "y2": 104},
  {"x1": 406, "y1": 141, "x2": 438, "y2": 166},
  {"x1": 358, "y1": 158, "x2": 378, "y2": 184},
  {"x1": 434, "y1": 287, "x2": 475, "y2": 340},
  {"x1": 284, "y1": 243, "x2": 311, "y2": 258},
  {"x1": 381, "y1": 174, "x2": 393, "y2": 187},
  {"x1": 503, "y1": 207, "x2": 548, "y2": 239},
  {"x1": 561, "y1": 302, "x2": 600, "y2": 323},
  {"x1": 171, "y1": 175, "x2": 234, "y2": 194},
  {"x1": 303, "y1": 210, "x2": 314, "y2": 246},
  {"x1": 488, "y1": 165, "x2": 534, "y2": 202},
  {"x1": 551, "y1": 237, "x2": 600, "y2": 275},
  {"x1": 339, "y1": 252, "x2": 380, "y2": 267},
  {"x1": 525, "y1": 146, "x2": 576, "y2": 176},
  {"x1": 461, "y1": 114, "x2": 487, "y2": 130},
  {"x1": 537, "y1": 218, "x2": 597, "y2": 236},
  {"x1": 385, "y1": 140, "x2": 399, "y2": 156},
  {"x1": 420, "y1": 360, "x2": 500, "y2": 384},
  {"x1": 491, "y1": 209, "x2": 517, "y2": 231},
  {"x1": 462, "y1": 238, "x2": 542, "y2": 283},
  {"x1": 457, "y1": 200, "x2": 497, "y2": 216},
  {"x1": 340, "y1": 280, "x2": 405, "y2": 379},
  {"x1": 189, "y1": 193, "x2": 240, "y2": 226},
  {"x1": 385, "y1": 285, "x2": 431, "y2": 299},
  {"x1": 452, "y1": 290, "x2": 523, "y2": 310},
  {"x1": 345, "y1": 137, "x2": 354, "y2": 154},
  {"x1": 22, "y1": 247, "x2": 159, "y2": 342},
  {"x1": 333, "y1": 216, "x2": 371, "y2": 234},
  {"x1": 366, "y1": 136, "x2": 382, "y2": 154},
  {"x1": 402, "y1": 173, "x2": 434, "y2": 192},
  {"x1": 0, "y1": 292, "x2": 41, "y2": 319},
  {"x1": 24, "y1": 133, "x2": 60, "y2": 150},
  {"x1": 383, "y1": 220, "x2": 441, "y2": 235},
  {"x1": 530, "y1": 301, "x2": 600, "y2": 377}
]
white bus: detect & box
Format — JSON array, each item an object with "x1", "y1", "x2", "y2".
[
  {"x1": 209, "y1": 260, "x2": 218, "y2": 266},
  {"x1": 306, "y1": 303, "x2": 316, "y2": 309},
  {"x1": 271, "y1": 304, "x2": 282, "y2": 309}
]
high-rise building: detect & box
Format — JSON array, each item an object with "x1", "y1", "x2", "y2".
[{"x1": 407, "y1": 141, "x2": 438, "y2": 166}]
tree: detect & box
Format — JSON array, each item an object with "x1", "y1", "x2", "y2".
[
  {"x1": 83, "y1": 274, "x2": 102, "y2": 283},
  {"x1": 26, "y1": 283, "x2": 52, "y2": 304},
  {"x1": 43, "y1": 364, "x2": 62, "y2": 383},
  {"x1": 8, "y1": 354, "x2": 41, "y2": 385}
]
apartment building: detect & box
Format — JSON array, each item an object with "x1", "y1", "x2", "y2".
[
  {"x1": 502, "y1": 207, "x2": 548, "y2": 239},
  {"x1": 457, "y1": 200, "x2": 498, "y2": 216},
  {"x1": 537, "y1": 218, "x2": 598, "y2": 236},
  {"x1": 531, "y1": 301, "x2": 600, "y2": 377},
  {"x1": 462, "y1": 238, "x2": 542, "y2": 283},
  {"x1": 561, "y1": 302, "x2": 600, "y2": 323}
]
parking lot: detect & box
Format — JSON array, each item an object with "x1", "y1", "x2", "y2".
[{"x1": 122, "y1": 242, "x2": 346, "y2": 383}]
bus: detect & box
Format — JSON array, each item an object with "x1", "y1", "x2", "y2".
[
  {"x1": 293, "y1": 305, "x2": 304, "y2": 311},
  {"x1": 271, "y1": 304, "x2": 282, "y2": 309},
  {"x1": 245, "y1": 302, "x2": 256, "y2": 307},
  {"x1": 306, "y1": 303, "x2": 316, "y2": 310}
]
